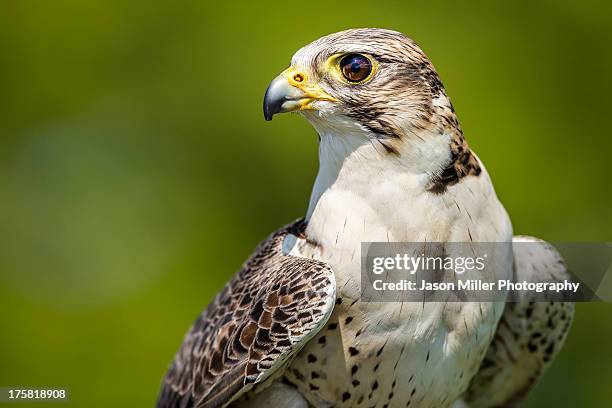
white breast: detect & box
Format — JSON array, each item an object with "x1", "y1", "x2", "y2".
[
  {"x1": 303, "y1": 131, "x2": 512, "y2": 294},
  {"x1": 285, "y1": 130, "x2": 513, "y2": 407}
]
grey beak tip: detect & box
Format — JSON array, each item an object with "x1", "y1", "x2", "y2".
[
  {"x1": 263, "y1": 104, "x2": 274, "y2": 121},
  {"x1": 263, "y1": 85, "x2": 282, "y2": 121}
]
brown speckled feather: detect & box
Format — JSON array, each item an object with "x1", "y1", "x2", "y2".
[
  {"x1": 462, "y1": 237, "x2": 575, "y2": 407},
  {"x1": 157, "y1": 220, "x2": 336, "y2": 408}
]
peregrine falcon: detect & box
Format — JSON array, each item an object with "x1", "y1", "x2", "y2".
[{"x1": 157, "y1": 28, "x2": 574, "y2": 408}]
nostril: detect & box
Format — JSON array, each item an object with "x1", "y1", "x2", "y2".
[{"x1": 293, "y1": 73, "x2": 305, "y2": 83}]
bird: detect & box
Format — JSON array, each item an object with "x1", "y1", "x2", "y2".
[{"x1": 157, "y1": 28, "x2": 574, "y2": 408}]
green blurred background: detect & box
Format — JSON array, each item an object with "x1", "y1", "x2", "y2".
[{"x1": 0, "y1": 0, "x2": 610, "y2": 406}]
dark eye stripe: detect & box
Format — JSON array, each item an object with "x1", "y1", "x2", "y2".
[{"x1": 340, "y1": 54, "x2": 372, "y2": 82}]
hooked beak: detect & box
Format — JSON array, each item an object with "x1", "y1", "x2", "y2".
[{"x1": 263, "y1": 68, "x2": 337, "y2": 121}]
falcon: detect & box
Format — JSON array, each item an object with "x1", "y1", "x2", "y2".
[{"x1": 157, "y1": 28, "x2": 574, "y2": 408}]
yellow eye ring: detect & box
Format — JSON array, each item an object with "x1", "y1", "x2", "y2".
[{"x1": 326, "y1": 53, "x2": 378, "y2": 84}]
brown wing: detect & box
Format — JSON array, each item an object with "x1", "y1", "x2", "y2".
[
  {"x1": 157, "y1": 220, "x2": 336, "y2": 408},
  {"x1": 462, "y1": 237, "x2": 575, "y2": 407}
]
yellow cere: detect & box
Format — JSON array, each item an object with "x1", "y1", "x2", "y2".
[{"x1": 281, "y1": 67, "x2": 338, "y2": 109}]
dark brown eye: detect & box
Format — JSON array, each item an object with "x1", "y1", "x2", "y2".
[{"x1": 340, "y1": 54, "x2": 372, "y2": 82}]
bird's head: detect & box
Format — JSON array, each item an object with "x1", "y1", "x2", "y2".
[{"x1": 263, "y1": 28, "x2": 458, "y2": 155}]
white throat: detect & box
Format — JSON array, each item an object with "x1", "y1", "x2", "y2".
[{"x1": 305, "y1": 123, "x2": 452, "y2": 222}]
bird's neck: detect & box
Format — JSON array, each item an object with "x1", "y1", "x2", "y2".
[
  {"x1": 304, "y1": 92, "x2": 482, "y2": 221},
  {"x1": 305, "y1": 128, "x2": 453, "y2": 221}
]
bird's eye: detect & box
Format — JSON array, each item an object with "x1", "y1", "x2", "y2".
[{"x1": 339, "y1": 54, "x2": 372, "y2": 83}]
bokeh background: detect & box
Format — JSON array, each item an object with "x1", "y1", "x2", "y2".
[{"x1": 0, "y1": 1, "x2": 610, "y2": 406}]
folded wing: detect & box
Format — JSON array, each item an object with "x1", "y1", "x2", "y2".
[
  {"x1": 462, "y1": 236, "x2": 575, "y2": 407},
  {"x1": 157, "y1": 220, "x2": 336, "y2": 408}
]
